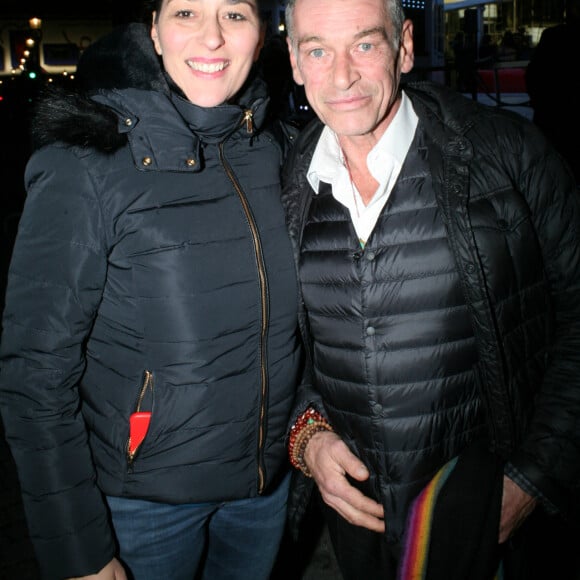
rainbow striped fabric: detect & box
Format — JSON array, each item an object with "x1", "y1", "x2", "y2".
[
  {"x1": 398, "y1": 456, "x2": 503, "y2": 580},
  {"x1": 398, "y1": 457, "x2": 458, "y2": 579}
]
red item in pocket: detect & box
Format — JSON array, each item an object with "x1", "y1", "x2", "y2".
[{"x1": 129, "y1": 411, "x2": 151, "y2": 456}]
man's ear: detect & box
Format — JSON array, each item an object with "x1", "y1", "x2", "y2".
[
  {"x1": 286, "y1": 37, "x2": 305, "y2": 86},
  {"x1": 399, "y1": 19, "x2": 414, "y2": 74}
]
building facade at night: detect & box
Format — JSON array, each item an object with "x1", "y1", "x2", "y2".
[{"x1": 0, "y1": 0, "x2": 571, "y2": 80}]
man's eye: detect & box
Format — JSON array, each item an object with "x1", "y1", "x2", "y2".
[
  {"x1": 310, "y1": 48, "x2": 325, "y2": 58},
  {"x1": 358, "y1": 42, "x2": 373, "y2": 52}
]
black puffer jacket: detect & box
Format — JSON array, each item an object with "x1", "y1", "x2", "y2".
[
  {"x1": 282, "y1": 81, "x2": 580, "y2": 540},
  {"x1": 0, "y1": 24, "x2": 301, "y2": 579}
]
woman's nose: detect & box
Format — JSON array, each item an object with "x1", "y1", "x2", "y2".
[{"x1": 200, "y1": 17, "x2": 225, "y2": 50}]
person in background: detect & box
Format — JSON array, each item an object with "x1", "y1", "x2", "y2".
[
  {"x1": 0, "y1": 0, "x2": 301, "y2": 578},
  {"x1": 281, "y1": 0, "x2": 580, "y2": 578},
  {"x1": 497, "y1": 30, "x2": 518, "y2": 61},
  {"x1": 451, "y1": 31, "x2": 476, "y2": 94},
  {"x1": 478, "y1": 33, "x2": 497, "y2": 66},
  {"x1": 526, "y1": 0, "x2": 580, "y2": 184}
]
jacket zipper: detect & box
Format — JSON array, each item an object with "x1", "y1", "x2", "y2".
[
  {"x1": 127, "y1": 370, "x2": 154, "y2": 466},
  {"x1": 219, "y1": 131, "x2": 269, "y2": 494}
]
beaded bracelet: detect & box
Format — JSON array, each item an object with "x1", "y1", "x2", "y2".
[{"x1": 288, "y1": 408, "x2": 333, "y2": 477}]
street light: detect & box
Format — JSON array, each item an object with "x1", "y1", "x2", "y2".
[
  {"x1": 26, "y1": 16, "x2": 42, "y2": 79},
  {"x1": 29, "y1": 17, "x2": 42, "y2": 31}
]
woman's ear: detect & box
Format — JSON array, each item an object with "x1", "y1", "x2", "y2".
[{"x1": 151, "y1": 12, "x2": 162, "y2": 55}]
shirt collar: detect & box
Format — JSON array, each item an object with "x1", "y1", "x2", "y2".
[{"x1": 307, "y1": 90, "x2": 418, "y2": 194}]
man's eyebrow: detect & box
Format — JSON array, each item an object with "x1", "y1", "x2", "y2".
[
  {"x1": 354, "y1": 26, "x2": 388, "y2": 40},
  {"x1": 297, "y1": 35, "x2": 324, "y2": 48},
  {"x1": 297, "y1": 26, "x2": 387, "y2": 47}
]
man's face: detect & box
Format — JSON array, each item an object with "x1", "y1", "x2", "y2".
[{"x1": 288, "y1": 0, "x2": 414, "y2": 139}]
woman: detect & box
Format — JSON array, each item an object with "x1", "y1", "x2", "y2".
[{"x1": 0, "y1": 1, "x2": 301, "y2": 579}]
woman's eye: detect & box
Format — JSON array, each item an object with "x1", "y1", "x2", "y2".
[
  {"x1": 176, "y1": 10, "x2": 193, "y2": 18},
  {"x1": 225, "y1": 11, "x2": 247, "y2": 21}
]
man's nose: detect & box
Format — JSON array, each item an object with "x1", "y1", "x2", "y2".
[{"x1": 332, "y1": 51, "x2": 360, "y2": 89}]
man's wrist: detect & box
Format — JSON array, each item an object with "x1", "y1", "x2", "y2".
[
  {"x1": 288, "y1": 407, "x2": 333, "y2": 477},
  {"x1": 505, "y1": 461, "x2": 557, "y2": 514}
]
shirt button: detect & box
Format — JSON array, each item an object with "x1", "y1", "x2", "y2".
[
  {"x1": 366, "y1": 326, "x2": 376, "y2": 336},
  {"x1": 142, "y1": 157, "x2": 152, "y2": 166},
  {"x1": 366, "y1": 251, "x2": 376, "y2": 261}
]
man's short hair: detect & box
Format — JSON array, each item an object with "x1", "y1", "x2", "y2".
[{"x1": 285, "y1": 0, "x2": 405, "y2": 52}]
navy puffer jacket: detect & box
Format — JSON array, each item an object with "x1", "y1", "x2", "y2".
[{"x1": 0, "y1": 24, "x2": 301, "y2": 579}]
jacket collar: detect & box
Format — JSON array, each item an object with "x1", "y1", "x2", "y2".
[
  {"x1": 90, "y1": 80, "x2": 269, "y2": 173},
  {"x1": 170, "y1": 79, "x2": 269, "y2": 145}
]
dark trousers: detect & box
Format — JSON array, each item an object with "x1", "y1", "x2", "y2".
[
  {"x1": 323, "y1": 499, "x2": 580, "y2": 580},
  {"x1": 323, "y1": 501, "x2": 401, "y2": 580},
  {"x1": 501, "y1": 510, "x2": 580, "y2": 580}
]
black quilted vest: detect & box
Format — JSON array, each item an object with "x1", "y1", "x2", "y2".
[{"x1": 299, "y1": 126, "x2": 487, "y2": 541}]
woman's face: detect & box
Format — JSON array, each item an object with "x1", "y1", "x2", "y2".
[{"x1": 151, "y1": 0, "x2": 264, "y2": 107}]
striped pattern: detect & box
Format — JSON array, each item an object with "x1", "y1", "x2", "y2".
[
  {"x1": 398, "y1": 455, "x2": 504, "y2": 580},
  {"x1": 398, "y1": 457, "x2": 458, "y2": 580}
]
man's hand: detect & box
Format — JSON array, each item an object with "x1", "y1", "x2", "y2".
[
  {"x1": 304, "y1": 430, "x2": 385, "y2": 532},
  {"x1": 498, "y1": 475, "x2": 537, "y2": 543},
  {"x1": 68, "y1": 557, "x2": 127, "y2": 580}
]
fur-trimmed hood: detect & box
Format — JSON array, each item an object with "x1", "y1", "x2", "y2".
[
  {"x1": 75, "y1": 22, "x2": 168, "y2": 94},
  {"x1": 31, "y1": 23, "x2": 165, "y2": 152},
  {"x1": 31, "y1": 22, "x2": 270, "y2": 155}
]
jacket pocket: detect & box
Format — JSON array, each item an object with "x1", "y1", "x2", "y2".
[{"x1": 127, "y1": 370, "x2": 154, "y2": 466}]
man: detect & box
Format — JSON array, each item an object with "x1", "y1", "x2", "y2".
[{"x1": 281, "y1": 0, "x2": 580, "y2": 578}]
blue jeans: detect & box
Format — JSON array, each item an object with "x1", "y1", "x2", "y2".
[{"x1": 106, "y1": 473, "x2": 290, "y2": 580}]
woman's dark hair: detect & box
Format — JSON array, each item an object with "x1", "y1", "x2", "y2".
[
  {"x1": 145, "y1": 0, "x2": 162, "y2": 12},
  {"x1": 137, "y1": 0, "x2": 162, "y2": 22},
  {"x1": 142, "y1": 0, "x2": 264, "y2": 22}
]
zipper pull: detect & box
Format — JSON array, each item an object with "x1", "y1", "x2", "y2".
[
  {"x1": 127, "y1": 370, "x2": 154, "y2": 463},
  {"x1": 242, "y1": 109, "x2": 254, "y2": 134},
  {"x1": 128, "y1": 412, "x2": 152, "y2": 457}
]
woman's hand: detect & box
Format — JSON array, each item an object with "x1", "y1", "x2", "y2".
[{"x1": 68, "y1": 557, "x2": 127, "y2": 580}]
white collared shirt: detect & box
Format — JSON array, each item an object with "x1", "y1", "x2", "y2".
[{"x1": 306, "y1": 91, "x2": 419, "y2": 246}]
